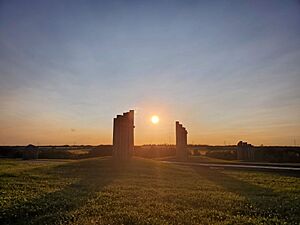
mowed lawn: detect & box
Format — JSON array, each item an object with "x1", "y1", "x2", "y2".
[{"x1": 0, "y1": 158, "x2": 299, "y2": 225}]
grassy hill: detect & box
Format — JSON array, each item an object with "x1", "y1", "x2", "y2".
[{"x1": 0, "y1": 157, "x2": 299, "y2": 224}]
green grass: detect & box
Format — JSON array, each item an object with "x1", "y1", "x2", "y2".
[{"x1": 0, "y1": 157, "x2": 299, "y2": 225}]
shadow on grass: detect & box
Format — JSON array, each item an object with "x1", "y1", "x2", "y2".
[
  {"x1": 1, "y1": 157, "x2": 128, "y2": 225},
  {"x1": 192, "y1": 166, "x2": 300, "y2": 223}
]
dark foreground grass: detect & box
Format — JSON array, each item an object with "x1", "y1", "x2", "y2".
[{"x1": 0, "y1": 157, "x2": 299, "y2": 225}]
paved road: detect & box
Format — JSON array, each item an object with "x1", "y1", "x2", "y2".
[{"x1": 161, "y1": 161, "x2": 300, "y2": 171}]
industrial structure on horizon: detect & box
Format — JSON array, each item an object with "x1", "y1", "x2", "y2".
[{"x1": 237, "y1": 141, "x2": 254, "y2": 161}]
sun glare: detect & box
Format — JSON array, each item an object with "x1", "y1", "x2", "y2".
[{"x1": 151, "y1": 115, "x2": 159, "y2": 124}]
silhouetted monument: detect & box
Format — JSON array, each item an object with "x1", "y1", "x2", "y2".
[
  {"x1": 113, "y1": 110, "x2": 134, "y2": 161},
  {"x1": 237, "y1": 141, "x2": 254, "y2": 161},
  {"x1": 176, "y1": 121, "x2": 188, "y2": 161}
]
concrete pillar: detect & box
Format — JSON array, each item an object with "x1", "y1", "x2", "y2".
[
  {"x1": 113, "y1": 110, "x2": 134, "y2": 161},
  {"x1": 176, "y1": 121, "x2": 188, "y2": 161}
]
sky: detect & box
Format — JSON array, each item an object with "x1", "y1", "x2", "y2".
[{"x1": 0, "y1": 0, "x2": 300, "y2": 146}]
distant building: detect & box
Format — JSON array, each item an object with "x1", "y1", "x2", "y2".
[
  {"x1": 22, "y1": 144, "x2": 39, "y2": 160},
  {"x1": 113, "y1": 110, "x2": 134, "y2": 161},
  {"x1": 176, "y1": 121, "x2": 188, "y2": 161},
  {"x1": 236, "y1": 141, "x2": 254, "y2": 161}
]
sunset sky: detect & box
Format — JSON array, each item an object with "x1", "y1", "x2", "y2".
[{"x1": 0, "y1": 0, "x2": 300, "y2": 146}]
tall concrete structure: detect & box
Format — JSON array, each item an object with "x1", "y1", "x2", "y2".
[
  {"x1": 237, "y1": 141, "x2": 255, "y2": 161},
  {"x1": 113, "y1": 110, "x2": 134, "y2": 161},
  {"x1": 176, "y1": 121, "x2": 188, "y2": 161}
]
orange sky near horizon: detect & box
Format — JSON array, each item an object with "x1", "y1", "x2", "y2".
[{"x1": 0, "y1": 104, "x2": 299, "y2": 146}]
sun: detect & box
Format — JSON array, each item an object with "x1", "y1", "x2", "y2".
[{"x1": 151, "y1": 115, "x2": 159, "y2": 124}]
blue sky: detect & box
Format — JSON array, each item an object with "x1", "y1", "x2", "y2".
[{"x1": 0, "y1": 0, "x2": 300, "y2": 145}]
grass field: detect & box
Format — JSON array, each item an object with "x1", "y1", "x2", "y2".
[{"x1": 0, "y1": 157, "x2": 299, "y2": 225}]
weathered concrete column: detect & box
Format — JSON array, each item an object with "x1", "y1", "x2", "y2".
[
  {"x1": 113, "y1": 110, "x2": 134, "y2": 161},
  {"x1": 176, "y1": 121, "x2": 188, "y2": 161}
]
